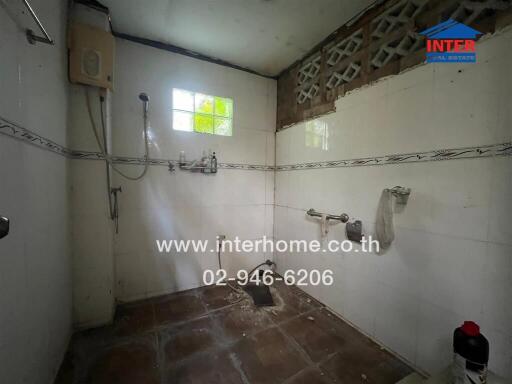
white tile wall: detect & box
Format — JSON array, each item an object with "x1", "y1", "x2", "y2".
[
  {"x1": 97, "y1": 39, "x2": 277, "y2": 302},
  {"x1": 274, "y1": 28, "x2": 512, "y2": 379},
  {"x1": 0, "y1": 1, "x2": 71, "y2": 382},
  {"x1": 68, "y1": 6, "x2": 116, "y2": 329}
]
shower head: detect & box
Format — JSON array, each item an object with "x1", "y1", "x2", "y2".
[{"x1": 139, "y1": 92, "x2": 150, "y2": 115}]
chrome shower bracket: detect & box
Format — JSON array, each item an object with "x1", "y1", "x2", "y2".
[
  {"x1": 179, "y1": 152, "x2": 218, "y2": 174},
  {"x1": 387, "y1": 186, "x2": 411, "y2": 205}
]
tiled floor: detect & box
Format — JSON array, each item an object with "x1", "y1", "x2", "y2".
[{"x1": 56, "y1": 281, "x2": 414, "y2": 384}]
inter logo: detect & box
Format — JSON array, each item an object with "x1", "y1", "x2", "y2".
[{"x1": 420, "y1": 19, "x2": 482, "y2": 63}]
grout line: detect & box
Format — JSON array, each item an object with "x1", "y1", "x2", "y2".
[{"x1": 228, "y1": 352, "x2": 252, "y2": 384}]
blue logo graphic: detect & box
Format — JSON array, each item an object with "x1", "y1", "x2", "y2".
[{"x1": 420, "y1": 19, "x2": 483, "y2": 63}]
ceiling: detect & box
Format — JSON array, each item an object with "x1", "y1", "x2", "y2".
[{"x1": 102, "y1": 0, "x2": 374, "y2": 77}]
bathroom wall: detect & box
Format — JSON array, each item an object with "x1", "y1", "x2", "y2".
[
  {"x1": 71, "y1": 37, "x2": 276, "y2": 304},
  {"x1": 67, "y1": 4, "x2": 115, "y2": 330},
  {"x1": 0, "y1": 0, "x2": 72, "y2": 383},
  {"x1": 274, "y1": 28, "x2": 512, "y2": 378}
]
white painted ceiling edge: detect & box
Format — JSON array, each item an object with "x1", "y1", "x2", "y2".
[{"x1": 101, "y1": 0, "x2": 375, "y2": 76}]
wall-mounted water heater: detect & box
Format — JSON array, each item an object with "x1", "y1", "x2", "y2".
[{"x1": 68, "y1": 22, "x2": 115, "y2": 90}]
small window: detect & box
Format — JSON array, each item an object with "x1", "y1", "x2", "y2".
[
  {"x1": 305, "y1": 120, "x2": 329, "y2": 150},
  {"x1": 172, "y1": 88, "x2": 233, "y2": 136}
]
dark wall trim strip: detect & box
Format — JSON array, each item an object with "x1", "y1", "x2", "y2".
[{"x1": 113, "y1": 32, "x2": 276, "y2": 80}]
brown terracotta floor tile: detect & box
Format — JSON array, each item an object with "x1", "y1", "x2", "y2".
[
  {"x1": 286, "y1": 367, "x2": 334, "y2": 384},
  {"x1": 281, "y1": 309, "x2": 349, "y2": 362},
  {"x1": 58, "y1": 285, "x2": 416, "y2": 384},
  {"x1": 212, "y1": 298, "x2": 274, "y2": 342},
  {"x1": 54, "y1": 351, "x2": 74, "y2": 384},
  {"x1": 113, "y1": 300, "x2": 156, "y2": 337},
  {"x1": 311, "y1": 308, "x2": 363, "y2": 339},
  {"x1": 263, "y1": 286, "x2": 316, "y2": 324},
  {"x1": 320, "y1": 340, "x2": 413, "y2": 384},
  {"x1": 232, "y1": 327, "x2": 307, "y2": 384},
  {"x1": 87, "y1": 338, "x2": 159, "y2": 384},
  {"x1": 153, "y1": 292, "x2": 206, "y2": 326},
  {"x1": 164, "y1": 349, "x2": 245, "y2": 384},
  {"x1": 160, "y1": 316, "x2": 218, "y2": 365},
  {"x1": 199, "y1": 284, "x2": 243, "y2": 310}
]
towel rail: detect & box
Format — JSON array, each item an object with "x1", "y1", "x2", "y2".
[
  {"x1": 386, "y1": 186, "x2": 411, "y2": 204},
  {"x1": 22, "y1": 0, "x2": 54, "y2": 45},
  {"x1": 307, "y1": 208, "x2": 349, "y2": 223}
]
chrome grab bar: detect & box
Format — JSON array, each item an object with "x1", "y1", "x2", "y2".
[
  {"x1": 307, "y1": 208, "x2": 349, "y2": 223},
  {"x1": 22, "y1": 0, "x2": 54, "y2": 45}
]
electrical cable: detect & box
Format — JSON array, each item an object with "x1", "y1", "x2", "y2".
[
  {"x1": 85, "y1": 86, "x2": 149, "y2": 181},
  {"x1": 217, "y1": 239, "x2": 245, "y2": 295},
  {"x1": 98, "y1": 95, "x2": 115, "y2": 222},
  {"x1": 248, "y1": 260, "x2": 276, "y2": 277}
]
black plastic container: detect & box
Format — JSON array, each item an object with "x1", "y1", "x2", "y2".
[{"x1": 452, "y1": 321, "x2": 489, "y2": 384}]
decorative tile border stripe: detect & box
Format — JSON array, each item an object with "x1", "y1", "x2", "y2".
[
  {"x1": 106, "y1": 155, "x2": 275, "y2": 171},
  {"x1": 0, "y1": 116, "x2": 71, "y2": 157},
  {"x1": 0, "y1": 116, "x2": 273, "y2": 171},
  {"x1": 218, "y1": 163, "x2": 274, "y2": 171},
  {"x1": 276, "y1": 142, "x2": 512, "y2": 171},
  {"x1": 3, "y1": 116, "x2": 510, "y2": 172}
]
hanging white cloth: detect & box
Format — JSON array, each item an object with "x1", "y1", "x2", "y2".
[{"x1": 375, "y1": 189, "x2": 395, "y2": 252}]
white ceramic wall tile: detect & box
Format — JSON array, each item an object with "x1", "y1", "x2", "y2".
[
  {"x1": 101, "y1": 36, "x2": 276, "y2": 303},
  {"x1": 0, "y1": 1, "x2": 72, "y2": 382},
  {"x1": 73, "y1": 281, "x2": 114, "y2": 328},
  {"x1": 480, "y1": 242, "x2": 512, "y2": 335},
  {"x1": 145, "y1": 248, "x2": 204, "y2": 296},
  {"x1": 374, "y1": 283, "x2": 420, "y2": 364},
  {"x1": 68, "y1": 85, "x2": 104, "y2": 152},
  {"x1": 274, "y1": 28, "x2": 512, "y2": 380},
  {"x1": 275, "y1": 128, "x2": 292, "y2": 165},
  {"x1": 201, "y1": 169, "x2": 266, "y2": 207},
  {"x1": 115, "y1": 251, "x2": 148, "y2": 301},
  {"x1": 415, "y1": 299, "x2": 460, "y2": 374},
  {"x1": 488, "y1": 157, "x2": 512, "y2": 245},
  {"x1": 0, "y1": 8, "x2": 21, "y2": 125},
  {"x1": 70, "y1": 160, "x2": 111, "y2": 216},
  {"x1": 265, "y1": 81, "x2": 278, "y2": 133},
  {"x1": 212, "y1": 128, "x2": 269, "y2": 165},
  {"x1": 102, "y1": 35, "x2": 276, "y2": 303},
  {"x1": 483, "y1": 329, "x2": 512, "y2": 378},
  {"x1": 266, "y1": 132, "x2": 276, "y2": 166},
  {"x1": 265, "y1": 171, "x2": 275, "y2": 205},
  {"x1": 274, "y1": 172, "x2": 289, "y2": 206},
  {"x1": 264, "y1": 204, "x2": 275, "y2": 239}
]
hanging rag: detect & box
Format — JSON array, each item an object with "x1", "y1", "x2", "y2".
[
  {"x1": 320, "y1": 214, "x2": 329, "y2": 237},
  {"x1": 375, "y1": 189, "x2": 395, "y2": 251}
]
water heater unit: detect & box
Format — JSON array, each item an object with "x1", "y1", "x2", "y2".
[{"x1": 68, "y1": 22, "x2": 114, "y2": 90}]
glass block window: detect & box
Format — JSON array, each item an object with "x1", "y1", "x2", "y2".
[
  {"x1": 172, "y1": 88, "x2": 233, "y2": 136},
  {"x1": 305, "y1": 120, "x2": 329, "y2": 150}
]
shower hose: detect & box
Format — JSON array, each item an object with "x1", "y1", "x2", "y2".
[{"x1": 85, "y1": 86, "x2": 150, "y2": 229}]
